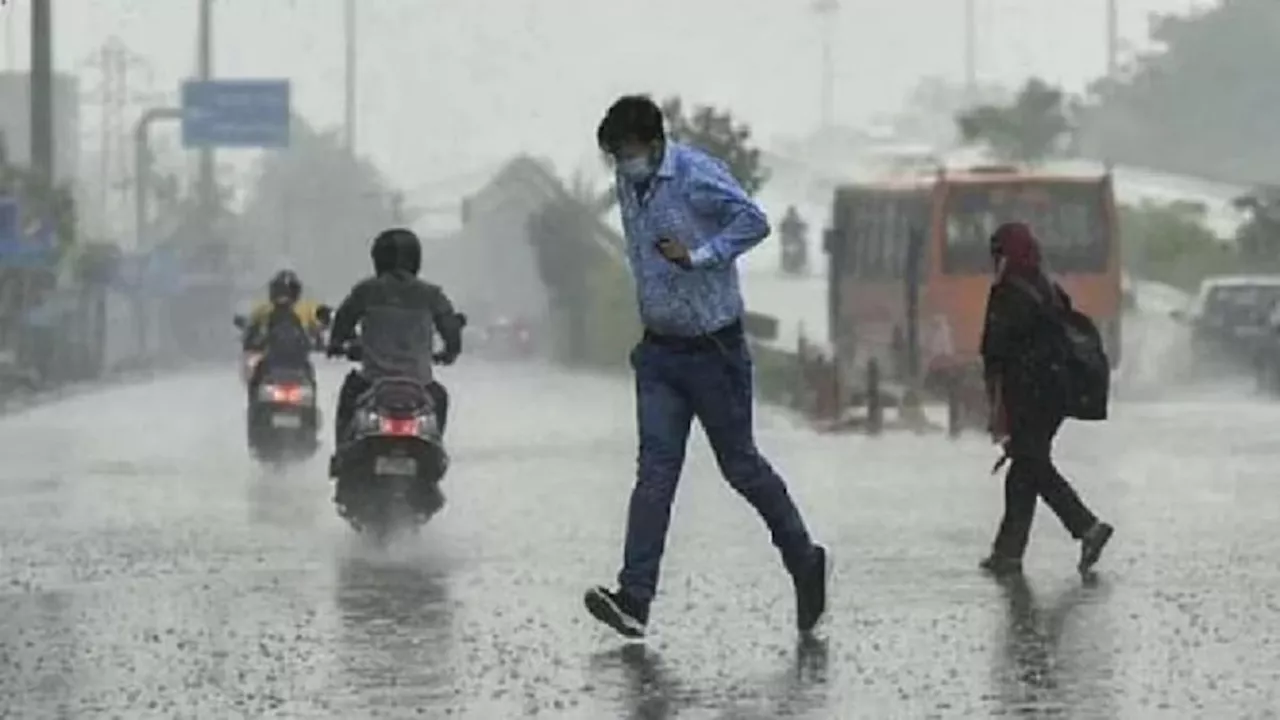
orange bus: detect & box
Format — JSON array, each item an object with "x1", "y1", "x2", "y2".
[{"x1": 822, "y1": 165, "x2": 1122, "y2": 416}]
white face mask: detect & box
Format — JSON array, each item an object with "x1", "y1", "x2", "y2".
[{"x1": 617, "y1": 156, "x2": 653, "y2": 182}]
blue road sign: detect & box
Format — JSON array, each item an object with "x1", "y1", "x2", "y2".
[
  {"x1": 0, "y1": 197, "x2": 54, "y2": 268},
  {"x1": 181, "y1": 79, "x2": 290, "y2": 149}
]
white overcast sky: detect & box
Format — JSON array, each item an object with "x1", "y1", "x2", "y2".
[{"x1": 0, "y1": 0, "x2": 1215, "y2": 193}]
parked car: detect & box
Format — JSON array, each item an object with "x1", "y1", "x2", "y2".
[{"x1": 1172, "y1": 275, "x2": 1280, "y2": 374}]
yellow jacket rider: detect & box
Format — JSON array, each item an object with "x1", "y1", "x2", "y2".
[{"x1": 243, "y1": 270, "x2": 324, "y2": 353}]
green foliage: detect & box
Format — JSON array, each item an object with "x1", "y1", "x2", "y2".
[
  {"x1": 579, "y1": 257, "x2": 638, "y2": 368},
  {"x1": 956, "y1": 78, "x2": 1076, "y2": 163},
  {"x1": 1230, "y1": 188, "x2": 1280, "y2": 265},
  {"x1": 527, "y1": 191, "x2": 636, "y2": 369},
  {"x1": 1080, "y1": 0, "x2": 1280, "y2": 183},
  {"x1": 1119, "y1": 200, "x2": 1242, "y2": 290},
  {"x1": 660, "y1": 97, "x2": 768, "y2": 196}
]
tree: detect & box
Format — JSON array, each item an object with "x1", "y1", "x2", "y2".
[
  {"x1": 660, "y1": 96, "x2": 769, "y2": 196},
  {"x1": 1119, "y1": 200, "x2": 1239, "y2": 290},
  {"x1": 892, "y1": 76, "x2": 1010, "y2": 146},
  {"x1": 1232, "y1": 188, "x2": 1280, "y2": 265},
  {"x1": 237, "y1": 115, "x2": 398, "y2": 299},
  {"x1": 956, "y1": 78, "x2": 1076, "y2": 164},
  {"x1": 1079, "y1": 0, "x2": 1280, "y2": 184}
]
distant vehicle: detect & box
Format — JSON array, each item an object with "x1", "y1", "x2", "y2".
[
  {"x1": 476, "y1": 315, "x2": 534, "y2": 360},
  {"x1": 1174, "y1": 275, "x2": 1280, "y2": 389},
  {"x1": 823, "y1": 164, "x2": 1122, "y2": 432},
  {"x1": 1172, "y1": 275, "x2": 1280, "y2": 363}
]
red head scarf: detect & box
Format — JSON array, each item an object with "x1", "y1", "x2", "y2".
[{"x1": 990, "y1": 222, "x2": 1042, "y2": 278}]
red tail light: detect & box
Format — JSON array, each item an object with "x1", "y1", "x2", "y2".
[
  {"x1": 268, "y1": 384, "x2": 305, "y2": 404},
  {"x1": 380, "y1": 417, "x2": 419, "y2": 436}
]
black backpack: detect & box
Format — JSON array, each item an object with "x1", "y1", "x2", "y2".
[
  {"x1": 263, "y1": 305, "x2": 313, "y2": 365},
  {"x1": 1004, "y1": 276, "x2": 1110, "y2": 421}
]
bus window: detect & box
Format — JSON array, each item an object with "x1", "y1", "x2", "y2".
[{"x1": 943, "y1": 182, "x2": 1110, "y2": 275}]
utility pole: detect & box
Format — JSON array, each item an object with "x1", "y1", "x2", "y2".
[
  {"x1": 344, "y1": 0, "x2": 356, "y2": 154},
  {"x1": 29, "y1": 0, "x2": 52, "y2": 185},
  {"x1": 811, "y1": 0, "x2": 838, "y2": 131},
  {"x1": 197, "y1": 0, "x2": 216, "y2": 234},
  {"x1": 1105, "y1": 0, "x2": 1119, "y2": 77},
  {"x1": 4, "y1": 2, "x2": 15, "y2": 72},
  {"x1": 964, "y1": 0, "x2": 977, "y2": 99}
]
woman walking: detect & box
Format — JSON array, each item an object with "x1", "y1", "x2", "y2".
[{"x1": 979, "y1": 222, "x2": 1114, "y2": 575}]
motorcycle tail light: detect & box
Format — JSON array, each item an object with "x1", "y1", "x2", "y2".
[{"x1": 380, "y1": 417, "x2": 420, "y2": 436}]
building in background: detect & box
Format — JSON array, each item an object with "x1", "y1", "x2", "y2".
[{"x1": 0, "y1": 71, "x2": 80, "y2": 186}]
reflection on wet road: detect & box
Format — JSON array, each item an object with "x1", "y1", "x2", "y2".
[{"x1": 0, "y1": 361, "x2": 1277, "y2": 717}]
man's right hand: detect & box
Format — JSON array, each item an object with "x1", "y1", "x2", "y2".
[{"x1": 433, "y1": 351, "x2": 457, "y2": 366}]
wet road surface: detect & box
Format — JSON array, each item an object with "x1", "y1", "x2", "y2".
[{"x1": 1, "y1": 360, "x2": 1277, "y2": 718}]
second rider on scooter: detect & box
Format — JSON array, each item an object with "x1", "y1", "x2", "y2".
[{"x1": 326, "y1": 228, "x2": 464, "y2": 476}]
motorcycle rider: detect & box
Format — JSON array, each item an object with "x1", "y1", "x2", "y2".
[
  {"x1": 243, "y1": 269, "x2": 324, "y2": 393},
  {"x1": 326, "y1": 228, "x2": 463, "y2": 458}
]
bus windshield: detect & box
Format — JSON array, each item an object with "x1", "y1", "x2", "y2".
[{"x1": 942, "y1": 182, "x2": 1110, "y2": 275}]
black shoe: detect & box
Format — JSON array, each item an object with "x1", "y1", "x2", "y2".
[
  {"x1": 979, "y1": 554, "x2": 1023, "y2": 576},
  {"x1": 584, "y1": 586, "x2": 648, "y2": 639},
  {"x1": 795, "y1": 544, "x2": 830, "y2": 635},
  {"x1": 1078, "y1": 522, "x2": 1114, "y2": 574}
]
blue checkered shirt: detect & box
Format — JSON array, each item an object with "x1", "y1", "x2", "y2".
[{"x1": 614, "y1": 142, "x2": 771, "y2": 337}]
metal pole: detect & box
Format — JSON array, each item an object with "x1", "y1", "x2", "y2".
[
  {"x1": 964, "y1": 0, "x2": 977, "y2": 97},
  {"x1": 344, "y1": 0, "x2": 356, "y2": 154},
  {"x1": 197, "y1": 0, "x2": 215, "y2": 226},
  {"x1": 811, "y1": 0, "x2": 838, "y2": 130},
  {"x1": 99, "y1": 43, "x2": 113, "y2": 236},
  {"x1": 134, "y1": 108, "x2": 182, "y2": 252},
  {"x1": 1106, "y1": 0, "x2": 1118, "y2": 77},
  {"x1": 4, "y1": 0, "x2": 15, "y2": 71},
  {"x1": 29, "y1": 0, "x2": 53, "y2": 184}
]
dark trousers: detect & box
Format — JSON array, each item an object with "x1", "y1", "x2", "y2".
[
  {"x1": 334, "y1": 371, "x2": 449, "y2": 446},
  {"x1": 992, "y1": 415, "x2": 1098, "y2": 558},
  {"x1": 618, "y1": 328, "x2": 815, "y2": 605}
]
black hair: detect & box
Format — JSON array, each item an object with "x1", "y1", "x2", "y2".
[{"x1": 597, "y1": 94, "x2": 665, "y2": 155}]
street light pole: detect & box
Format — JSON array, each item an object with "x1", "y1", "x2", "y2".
[
  {"x1": 29, "y1": 0, "x2": 53, "y2": 184},
  {"x1": 197, "y1": 0, "x2": 215, "y2": 226},
  {"x1": 344, "y1": 0, "x2": 356, "y2": 154},
  {"x1": 1105, "y1": 0, "x2": 1118, "y2": 77},
  {"x1": 811, "y1": 0, "x2": 838, "y2": 130},
  {"x1": 964, "y1": 0, "x2": 977, "y2": 98}
]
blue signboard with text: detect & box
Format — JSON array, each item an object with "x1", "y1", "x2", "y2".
[{"x1": 181, "y1": 79, "x2": 291, "y2": 149}]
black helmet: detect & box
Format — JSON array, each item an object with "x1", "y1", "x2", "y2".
[
  {"x1": 371, "y1": 227, "x2": 421, "y2": 276},
  {"x1": 370, "y1": 230, "x2": 400, "y2": 275},
  {"x1": 391, "y1": 228, "x2": 421, "y2": 276},
  {"x1": 268, "y1": 269, "x2": 301, "y2": 304}
]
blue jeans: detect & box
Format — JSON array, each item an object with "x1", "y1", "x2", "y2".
[{"x1": 617, "y1": 335, "x2": 816, "y2": 604}]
